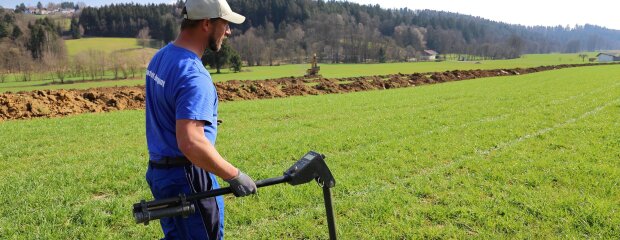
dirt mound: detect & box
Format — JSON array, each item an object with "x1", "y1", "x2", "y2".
[
  {"x1": 1, "y1": 62, "x2": 617, "y2": 121},
  {"x1": 0, "y1": 87, "x2": 145, "y2": 120},
  {"x1": 314, "y1": 79, "x2": 342, "y2": 93},
  {"x1": 216, "y1": 80, "x2": 287, "y2": 101}
]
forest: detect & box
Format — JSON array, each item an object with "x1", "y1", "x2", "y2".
[{"x1": 74, "y1": 0, "x2": 620, "y2": 65}]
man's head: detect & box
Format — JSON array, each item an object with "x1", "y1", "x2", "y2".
[{"x1": 181, "y1": 0, "x2": 245, "y2": 52}]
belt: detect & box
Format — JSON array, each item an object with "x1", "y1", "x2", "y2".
[{"x1": 149, "y1": 156, "x2": 192, "y2": 169}]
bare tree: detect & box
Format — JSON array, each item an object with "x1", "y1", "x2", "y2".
[
  {"x1": 73, "y1": 52, "x2": 88, "y2": 81},
  {"x1": 110, "y1": 51, "x2": 128, "y2": 80},
  {"x1": 85, "y1": 49, "x2": 103, "y2": 80},
  {"x1": 54, "y1": 60, "x2": 69, "y2": 83},
  {"x1": 0, "y1": 70, "x2": 6, "y2": 83},
  {"x1": 578, "y1": 53, "x2": 588, "y2": 62},
  {"x1": 21, "y1": 62, "x2": 33, "y2": 82},
  {"x1": 137, "y1": 27, "x2": 151, "y2": 48},
  {"x1": 99, "y1": 51, "x2": 107, "y2": 80},
  {"x1": 78, "y1": 25, "x2": 85, "y2": 37},
  {"x1": 126, "y1": 56, "x2": 139, "y2": 79}
]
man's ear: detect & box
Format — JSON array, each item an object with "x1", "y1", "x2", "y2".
[{"x1": 201, "y1": 19, "x2": 210, "y2": 33}]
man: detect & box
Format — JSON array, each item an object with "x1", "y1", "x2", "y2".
[{"x1": 144, "y1": 0, "x2": 257, "y2": 239}]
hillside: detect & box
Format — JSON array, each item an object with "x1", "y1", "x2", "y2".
[{"x1": 76, "y1": 0, "x2": 620, "y2": 65}]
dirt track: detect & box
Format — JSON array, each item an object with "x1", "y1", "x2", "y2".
[{"x1": 0, "y1": 63, "x2": 617, "y2": 121}]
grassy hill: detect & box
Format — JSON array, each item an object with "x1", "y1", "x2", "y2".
[{"x1": 1, "y1": 65, "x2": 618, "y2": 238}]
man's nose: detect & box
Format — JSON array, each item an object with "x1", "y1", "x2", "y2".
[{"x1": 225, "y1": 26, "x2": 231, "y2": 36}]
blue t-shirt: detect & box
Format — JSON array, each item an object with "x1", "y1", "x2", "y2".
[{"x1": 145, "y1": 43, "x2": 218, "y2": 161}]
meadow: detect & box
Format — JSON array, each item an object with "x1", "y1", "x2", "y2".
[
  {"x1": 0, "y1": 64, "x2": 618, "y2": 239},
  {"x1": 0, "y1": 37, "x2": 602, "y2": 93},
  {"x1": 64, "y1": 38, "x2": 146, "y2": 56}
]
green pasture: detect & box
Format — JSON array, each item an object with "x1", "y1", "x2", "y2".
[
  {"x1": 0, "y1": 51, "x2": 606, "y2": 93},
  {"x1": 65, "y1": 38, "x2": 146, "y2": 56},
  {"x1": 1, "y1": 65, "x2": 619, "y2": 238}
]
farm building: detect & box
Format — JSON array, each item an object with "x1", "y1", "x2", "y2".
[
  {"x1": 421, "y1": 50, "x2": 438, "y2": 61},
  {"x1": 597, "y1": 53, "x2": 620, "y2": 62}
]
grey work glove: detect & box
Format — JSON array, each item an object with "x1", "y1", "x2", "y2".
[{"x1": 225, "y1": 170, "x2": 257, "y2": 197}]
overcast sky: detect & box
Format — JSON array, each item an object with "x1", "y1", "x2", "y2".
[
  {"x1": 2, "y1": 0, "x2": 618, "y2": 30},
  {"x1": 346, "y1": 0, "x2": 619, "y2": 30}
]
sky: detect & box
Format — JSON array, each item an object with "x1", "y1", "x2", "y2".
[
  {"x1": 1, "y1": 0, "x2": 618, "y2": 30},
  {"x1": 346, "y1": 0, "x2": 620, "y2": 30}
]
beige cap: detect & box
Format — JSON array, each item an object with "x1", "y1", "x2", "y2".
[{"x1": 184, "y1": 0, "x2": 245, "y2": 24}]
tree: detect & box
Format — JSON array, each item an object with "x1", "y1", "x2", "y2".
[
  {"x1": 12, "y1": 25, "x2": 22, "y2": 40},
  {"x1": 70, "y1": 17, "x2": 81, "y2": 39},
  {"x1": 202, "y1": 41, "x2": 238, "y2": 74},
  {"x1": 60, "y1": 2, "x2": 76, "y2": 9},
  {"x1": 565, "y1": 40, "x2": 581, "y2": 53},
  {"x1": 0, "y1": 24, "x2": 7, "y2": 39},
  {"x1": 85, "y1": 49, "x2": 104, "y2": 80},
  {"x1": 73, "y1": 53, "x2": 88, "y2": 81},
  {"x1": 37, "y1": 2, "x2": 43, "y2": 10},
  {"x1": 578, "y1": 53, "x2": 588, "y2": 62},
  {"x1": 0, "y1": 71, "x2": 6, "y2": 83},
  {"x1": 27, "y1": 18, "x2": 64, "y2": 60},
  {"x1": 161, "y1": 15, "x2": 177, "y2": 44},
  {"x1": 15, "y1": 3, "x2": 27, "y2": 13},
  {"x1": 229, "y1": 54, "x2": 242, "y2": 73},
  {"x1": 3, "y1": 13, "x2": 15, "y2": 24},
  {"x1": 78, "y1": 25, "x2": 84, "y2": 38},
  {"x1": 125, "y1": 55, "x2": 141, "y2": 79},
  {"x1": 110, "y1": 52, "x2": 127, "y2": 80},
  {"x1": 378, "y1": 47, "x2": 386, "y2": 63},
  {"x1": 53, "y1": 59, "x2": 69, "y2": 83},
  {"x1": 506, "y1": 34, "x2": 524, "y2": 59},
  {"x1": 137, "y1": 27, "x2": 150, "y2": 48}
]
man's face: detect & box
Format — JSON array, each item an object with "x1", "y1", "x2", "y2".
[{"x1": 206, "y1": 18, "x2": 231, "y2": 52}]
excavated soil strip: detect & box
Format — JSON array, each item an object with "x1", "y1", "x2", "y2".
[{"x1": 1, "y1": 63, "x2": 618, "y2": 121}]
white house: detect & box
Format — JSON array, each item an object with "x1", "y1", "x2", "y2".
[
  {"x1": 597, "y1": 53, "x2": 619, "y2": 62},
  {"x1": 421, "y1": 50, "x2": 438, "y2": 61}
]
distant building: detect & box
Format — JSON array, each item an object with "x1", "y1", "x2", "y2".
[
  {"x1": 422, "y1": 50, "x2": 438, "y2": 61},
  {"x1": 60, "y1": 9, "x2": 76, "y2": 15},
  {"x1": 597, "y1": 53, "x2": 620, "y2": 62}
]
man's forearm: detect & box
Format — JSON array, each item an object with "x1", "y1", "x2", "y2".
[{"x1": 180, "y1": 138, "x2": 238, "y2": 180}]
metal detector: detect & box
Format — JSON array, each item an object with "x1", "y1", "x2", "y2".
[{"x1": 133, "y1": 151, "x2": 337, "y2": 240}]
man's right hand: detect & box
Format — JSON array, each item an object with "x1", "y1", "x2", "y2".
[{"x1": 225, "y1": 170, "x2": 257, "y2": 197}]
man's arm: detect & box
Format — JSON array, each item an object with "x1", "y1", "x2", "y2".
[
  {"x1": 176, "y1": 119, "x2": 238, "y2": 180},
  {"x1": 176, "y1": 119, "x2": 257, "y2": 197}
]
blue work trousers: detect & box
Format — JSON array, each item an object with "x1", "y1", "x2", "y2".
[{"x1": 146, "y1": 164, "x2": 225, "y2": 240}]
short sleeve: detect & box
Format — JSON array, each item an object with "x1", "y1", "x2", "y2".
[{"x1": 175, "y1": 74, "x2": 215, "y2": 125}]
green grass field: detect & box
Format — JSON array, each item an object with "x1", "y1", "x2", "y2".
[
  {"x1": 1, "y1": 65, "x2": 618, "y2": 239},
  {"x1": 0, "y1": 51, "x2": 604, "y2": 93},
  {"x1": 65, "y1": 38, "x2": 145, "y2": 56}
]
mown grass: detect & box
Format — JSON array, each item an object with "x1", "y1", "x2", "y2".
[
  {"x1": 1, "y1": 65, "x2": 618, "y2": 239},
  {"x1": 0, "y1": 52, "x2": 605, "y2": 93}
]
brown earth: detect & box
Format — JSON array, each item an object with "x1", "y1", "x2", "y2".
[{"x1": 0, "y1": 63, "x2": 617, "y2": 121}]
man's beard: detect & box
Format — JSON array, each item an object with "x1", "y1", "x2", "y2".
[{"x1": 208, "y1": 34, "x2": 219, "y2": 52}]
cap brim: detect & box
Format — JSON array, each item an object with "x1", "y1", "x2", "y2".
[{"x1": 221, "y1": 11, "x2": 245, "y2": 24}]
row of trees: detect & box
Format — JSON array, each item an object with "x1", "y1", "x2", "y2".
[
  {"x1": 13, "y1": 1, "x2": 84, "y2": 13},
  {"x1": 0, "y1": 45, "x2": 148, "y2": 84},
  {"x1": 53, "y1": 49, "x2": 147, "y2": 83},
  {"x1": 0, "y1": 8, "x2": 151, "y2": 84},
  {"x1": 78, "y1": 3, "x2": 179, "y2": 43}
]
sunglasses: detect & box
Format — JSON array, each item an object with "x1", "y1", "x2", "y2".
[{"x1": 210, "y1": 18, "x2": 230, "y2": 31}]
